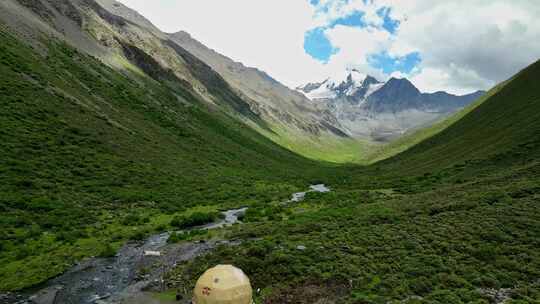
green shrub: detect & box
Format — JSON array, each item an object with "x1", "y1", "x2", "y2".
[
  {"x1": 121, "y1": 214, "x2": 142, "y2": 226},
  {"x1": 99, "y1": 243, "x2": 116, "y2": 257},
  {"x1": 130, "y1": 230, "x2": 145, "y2": 241},
  {"x1": 168, "y1": 230, "x2": 208, "y2": 243},
  {"x1": 15, "y1": 246, "x2": 31, "y2": 260},
  {"x1": 170, "y1": 212, "x2": 220, "y2": 229},
  {"x1": 55, "y1": 231, "x2": 77, "y2": 244},
  {"x1": 425, "y1": 289, "x2": 463, "y2": 304},
  {"x1": 409, "y1": 277, "x2": 434, "y2": 295}
]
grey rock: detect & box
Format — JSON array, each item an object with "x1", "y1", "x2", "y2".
[
  {"x1": 29, "y1": 285, "x2": 62, "y2": 304},
  {"x1": 298, "y1": 72, "x2": 485, "y2": 141}
]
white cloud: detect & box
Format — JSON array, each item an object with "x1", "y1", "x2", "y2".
[
  {"x1": 312, "y1": 0, "x2": 386, "y2": 28},
  {"x1": 385, "y1": 0, "x2": 540, "y2": 93},
  {"x1": 115, "y1": 0, "x2": 329, "y2": 87},
  {"x1": 324, "y1": 25, "x2": 392, "y2": 80},
  {"x1": 115, "y1": 0, "x2": 540, "y2": 94}
]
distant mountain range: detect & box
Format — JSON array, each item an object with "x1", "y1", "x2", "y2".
[
  {"x1": 87, "y1": 0, "x2": 487, "y2": 144},
  {"x1": 0, "y1": 0, "x2": 484, "y2": 150},
  {"x1": 297, "y1": 70, "x2": 485, "y2": 141},
  {"x1": 3, "y1": 0, "x2": 540, "y2": 299},
  {"x1": 167, "y1": 31, "x2": 347, "y2": 138},
  {"x1": 95, "y1": 0, "x2": 349, "y2": 140}
]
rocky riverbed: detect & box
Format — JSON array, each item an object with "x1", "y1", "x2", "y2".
[
  {"x1": 288, "y1": 184, "x2": 331, "y2": 203},
  {"x1": 3, "y1": 207, "x2": 246, "y2": 304},
  {"x1": 3, "y1": 185, "x2": 330, "y2": 304}
]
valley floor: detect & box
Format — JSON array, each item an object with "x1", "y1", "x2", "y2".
[
  {"x1": 164, "y1": 148, "x2": 540, "y2": 304},
  {"x1": 1, "y1": 12, "x2": 540, "y2": 303}
]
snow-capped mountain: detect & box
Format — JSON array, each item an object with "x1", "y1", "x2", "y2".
[
  {"x1": 297, "y1": 72, "x2": 485, "y2": 141},
  {"x1": 297, "y1": 69, "x2": 384, "y2": 101}
]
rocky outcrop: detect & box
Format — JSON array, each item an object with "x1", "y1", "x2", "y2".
[
  {"x1": 4, "y1": 0, "x2": 350, "y2": 156},
  {"x1": 168, "y1": 31, "x2": 349, "y2": 139},
  {"x1": 298, "y1": 72, "x2": 485, "y2": 141}
]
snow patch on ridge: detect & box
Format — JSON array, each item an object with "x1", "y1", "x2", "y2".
[
  {"x1": 301, "y1": 79, "x2": 338, "y2": 100},
  {"x1": 365, "y1": 82, "x2": 385, "y2": 97},
  {"x1": 297, "y1": 70, "x2": 380, "y2": 101}
]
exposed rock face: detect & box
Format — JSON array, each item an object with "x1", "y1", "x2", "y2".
[
  {"x1": 298, "y1": 72, "x2": 485, "y2": 141},
  {"x1": 366, "y1": 78, "x2": 421, "y2": 113},
  {"x1": 366, "y1": 78, "x2": 484, "y2": 114},
  {"x1": 478, "y1": 288, "x2": 513, "y2": 304},
  {"x1": 3, "y1": 0, "x2": 484, "y2": 145},
  {"x1": 5, "y1": 0, "x2": 482, "y2": 145},
  {"x1": 29, "y1": 285, "x2": 62, "y2": 304},
  {"x1": 168, "y1": 31, "x2": 349, "y2": 137},
  {"x1": 14, "y1": 0, "x2": 56, "y2": 25},
  {"x1": 2, "y1": 0, "x2": 349, "y2": 142}
]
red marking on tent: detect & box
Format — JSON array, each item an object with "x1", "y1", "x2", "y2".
[{"x1": 202, "y1": 287, "x2": 212, "y2": 296}]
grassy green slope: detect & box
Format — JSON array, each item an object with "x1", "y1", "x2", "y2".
[
  {"x1": 2, "y1": 14, "x2": 540, "y2": 303},
  {"x1": 169, "y1": 60, "x2": 540, "y2": 303},
  {"x1": 257, "y1": 124, "x2": 376, "y2": 164},
  {"x1": 379, "y1": 60, "x2": 540, "y2": 173},
  {"x1": 365, "y1": 81, "x2": 509, "y2": 164},
  {"x1": 0, "y1": 28, "x2": 329, "y2": 290}
]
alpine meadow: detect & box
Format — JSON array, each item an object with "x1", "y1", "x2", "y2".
[{"x1": 0, "y1": 1, "x2": 539, "y2": 303}]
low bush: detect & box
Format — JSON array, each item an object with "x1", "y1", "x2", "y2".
[
  {"x1": 170, "y1": 211, "x2": 221, "y2": 229},
  {"x1": 99, "y1": 243, "x2": 116, "y2": 258},
  {"x1": 168, "y1": 229, "x2": 208, "y2": 243}
]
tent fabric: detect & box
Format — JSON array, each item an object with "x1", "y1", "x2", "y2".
[{"x1": 193, "y1": 265, "x2": 253, "y2": 304}]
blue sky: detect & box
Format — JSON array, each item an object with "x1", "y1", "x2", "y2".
[
  {"x1": 116, "y1": 0, "x2": 540, "y2": 94},
  {"x1": 304, "y1": 28, "x2": 338, "y2": 62},
  {"x1": 304, "y1": 10, "x2": 368, "y2": 62},
  {"x1": 304, "y1": 1, "x2": 416, "y2": 77},
  {"x1": 368, "y1": 52, "x2": 421, "y2": 74}
]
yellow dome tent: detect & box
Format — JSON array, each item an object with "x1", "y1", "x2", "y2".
[{"x1": 193, "y1": 265, "x2": 253, "y2": 304}]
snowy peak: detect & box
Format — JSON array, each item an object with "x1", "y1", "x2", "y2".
[
  {"x1": 297, "y1": 71, "x2": 383, "y2": 101},
  {"x1": 296, "y1": 81, "x2": 325, "y2": 94},
  {"x1": 296, "y1": 71, "x2": 484, "y2": 140},
  {"x1": 336, "y1": 70, "x2": 372, "y2": 96},
  {"x1": 296, "y1": 78, "x2": 337, "y2": 100}
]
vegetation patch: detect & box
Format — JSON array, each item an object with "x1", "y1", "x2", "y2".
[{"x1": 170, "y1": 212, "x2": 223, "y2": 229}]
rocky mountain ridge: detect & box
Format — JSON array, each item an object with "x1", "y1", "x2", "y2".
[
  {"x1": 168, "y1": 30, "x2": 347, "y2": 138},
  {"x1": 298, "y1": 71, "x2": 485, "y2": 140},
  {"x1": 1, "y1": 0, "x2": 348, "y2": 144},
  {"x1": 0, "y1": 0, "x2": 484, "y2": 152}
]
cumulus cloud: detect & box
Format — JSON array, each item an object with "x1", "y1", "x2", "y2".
[
  {"x1": 385, "y1": 0, "x2": 540, "y2": 93},
  {"x1": 115, "y1": 0, "x2": 329, "y2": 86},
  {"x1": 116, "y1": 0, "x2": 540, "y2": 94},
  {"x1": 324, "y1": 25, "x2": 392, "y2": 80}
]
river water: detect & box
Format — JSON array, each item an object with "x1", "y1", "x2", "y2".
[
  {"x1": 5, "y1": 185, "x2": 330, "y2": 304},
  {"x1": 288, "y1": 184, "x2": 331, "y2": 202}
]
